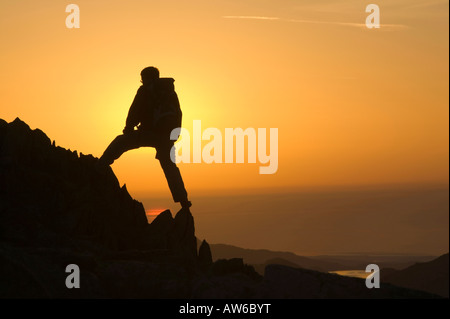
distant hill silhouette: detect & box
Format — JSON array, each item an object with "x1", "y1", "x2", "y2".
[
  {"x1": 0, "y1": 118, "x2": 441, "y2": 298},
  {"x1": 209, "y1": 243, "x2": 345, "y2": 272},
  {"x1": 309, "y1": 254, "x2": 438, "y2": 270},
  {"x1": 253, "y1": 258, "x2": 302, "y2": 275},
  {"x1": 209, "y1": 243, "x2": 437, "y2": 273},
  {"x1": 382, "y1": 253, "x2": 449, "y2": 298}
]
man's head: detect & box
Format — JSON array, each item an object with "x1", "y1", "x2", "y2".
[{"x1": 140, "y1": 66, "x2": 160, "y2": 84}]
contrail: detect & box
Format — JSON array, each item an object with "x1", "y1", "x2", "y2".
[
  {"x1": 223, "y1": 16, "x2": 409, "y2": 30},
  {"x1": 287, "y1": 18, "x2": 408, "y2": 29}
]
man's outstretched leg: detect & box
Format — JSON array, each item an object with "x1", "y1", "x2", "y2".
[
  {"x1": 99, "y1": 131, "x2": 144, "y2": 165},
  {"x1": 157, "y1": 145, "x2": 191, "y2": 209}
]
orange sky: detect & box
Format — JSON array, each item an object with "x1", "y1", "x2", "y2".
[{"x1": 0, "y1": 0, "x2": 448, "y2": 199}]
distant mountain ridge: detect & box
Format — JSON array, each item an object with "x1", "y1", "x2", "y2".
[
  {"x1": 0, "y1": 117, "x2": 441, "y2": 298},
  {"x1": 209, "y1": 243, "x2": 439, "y2": 273},
  {"x1": 209, "y1": 243, "x2": 345, "y2": 272},
  {"x1": 383, "y1": 253, "x2": 449, "y2": 298}
]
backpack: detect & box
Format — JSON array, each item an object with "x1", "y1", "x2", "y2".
[{"x1": 152, "y1": 78, "x2": 182, "y2": 136}]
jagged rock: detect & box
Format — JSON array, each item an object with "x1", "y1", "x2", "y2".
[
  {"x1": 143, "y1": 208, "x2": 198, "y2": 259},
  {"x1": 0, "y1": 118, "x2": 165, "y2": 251},
  {"x1": 174, "y1": 208, "x2": 197, "y2": 258},
  {"x1": 212, "y1": 258, "x2": 261, "y2": 280},
  {"x1": 198, "y1": 240, "x2": 213, "y2": 269}
]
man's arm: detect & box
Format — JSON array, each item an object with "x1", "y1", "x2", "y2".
[{"x1": 123, "y1": 87, "x2": 144, "y2": 133}]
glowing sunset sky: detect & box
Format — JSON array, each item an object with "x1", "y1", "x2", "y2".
[{"x1": 0, "y1": 0, "x2": 448, "y2": 198}]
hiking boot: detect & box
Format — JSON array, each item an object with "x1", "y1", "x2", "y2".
[{"x1": 180, "y1": 200, "x2": 192, "y2": 209}]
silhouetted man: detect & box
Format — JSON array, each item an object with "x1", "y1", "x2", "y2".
[{"x1": 99, "y1": 67, "x2": 191, "y2": 209}]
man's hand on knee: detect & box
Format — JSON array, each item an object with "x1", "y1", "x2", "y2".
[{"x1": 123, "y1": 126, "x2": 134, "y2": 134}]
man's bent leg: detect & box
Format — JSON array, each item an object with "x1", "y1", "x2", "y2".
[
  {"x1": 157, "y1": 145, "x2": 190, "y2": 207},
  {"x1": 100, "y1": 132, "x2": 143, "y2": 165}
]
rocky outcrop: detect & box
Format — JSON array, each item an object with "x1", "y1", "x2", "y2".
[
  {"x1": 0, "y1": 118, "x2": 200, "y2": 298},
  {"x1": 0, "y1": 118, "x2": 196, "y2": 254},
  {"x1": 198, "y1": 240, "x2": 213, "y2": 270}
]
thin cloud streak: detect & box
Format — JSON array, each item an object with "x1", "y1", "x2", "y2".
[
  {"x1": 222, "y1": 16, "x2": 409, "y2": 30},
  {"x1": 287, "y1": 18, "x2": 409, "y2": 30},
  {"x1": 223, "y1": 16, "x2": 280, "y2": 21}
]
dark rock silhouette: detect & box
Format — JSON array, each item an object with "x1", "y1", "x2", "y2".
[
  {"x1": 0, "y1": 117, "x2": 191, "y2": 253},
  {"x1": 0, "y1": 118, "x2": 441, "y2": 298},
  {"x1": 0, "y1": 118, "x2": 198, "y2": 298},
  {"x1": 198, "y1": 240, "x2": 213, "y2": 270}
]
